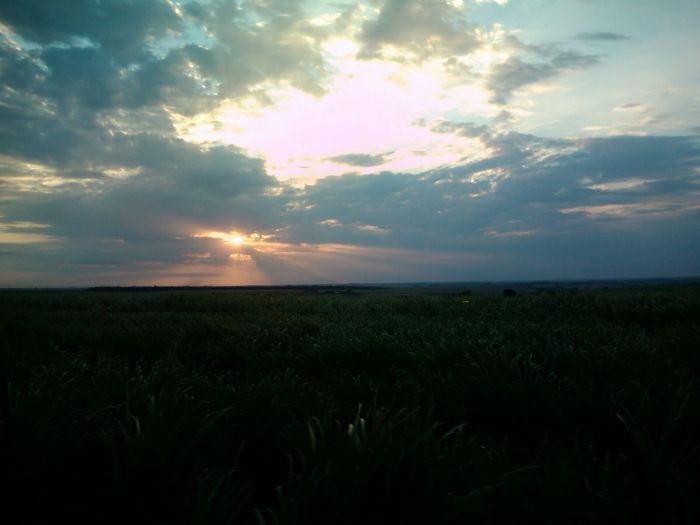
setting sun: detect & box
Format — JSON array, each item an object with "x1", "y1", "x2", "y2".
[{"x1": 194, "y1": 231, "x2": 248, "y2": 247}]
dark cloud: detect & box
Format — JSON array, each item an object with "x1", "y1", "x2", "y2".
[
  {"x1": 0, "y1": 38, "x2": 45, "y2": 92},
  {"x1": 0, "y1": 0, "x2": 332, "y2": 118},
  {"x1": 487, "y1": 51, "x2": 598, "y2": 104},
  {"x1": 2, "y1": 130, "x2": 699, "y2": 284},
  {"x1": 0, "y1": 0, "x2": 182, "y2": 65},
  {"x1": 328, "y1": 152, "x2": 392, "y2": 167},
  {"x1": 40, "y1": 46, "x2": 122, "y2": 111},
  {"x1": 563, "y1": 135, "x2": 700, "y2": 182},
  {"x1": 575, "y1": 31, "x2": 630, "y2": 41},
  {"x1": 429, "y1": 121, "x2": 491, "y2": 139},
  {"x1": 616, "y1": 102, "x2": 645, "y2": 110},
  {"x1": 426, "y1": 119, "x2": 567, "y2": 164},
  {"x1": 281, "y1": 133, "x2": 700, "y2": 254},
  {"x1": 1, "y1": 138, "x2": 274, "y2": 241}
]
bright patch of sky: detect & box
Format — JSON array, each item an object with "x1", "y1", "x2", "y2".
[{"x1": 173, "y1": 48, "x2": 494, "y2": 181}]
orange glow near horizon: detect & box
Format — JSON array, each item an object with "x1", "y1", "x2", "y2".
[{"x1": 185, "y1": 228, "x2": 493, "y2": 286}]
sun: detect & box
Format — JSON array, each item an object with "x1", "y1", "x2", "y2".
[
  {"x1": 193, "y1": 230, "x2": 267, "y2": 248},
  {"x1": 193, "y1": 230, "x2": 247, "y2": 245}
]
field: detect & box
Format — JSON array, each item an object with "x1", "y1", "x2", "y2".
[{"x1": 1, "y1": 285, "x2": 700, "y2": 524}]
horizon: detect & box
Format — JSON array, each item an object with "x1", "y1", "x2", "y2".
[
  {"x1": 1, "y1": 0, "x2": 699, "y2": 286},
  {"x1": 3, "y1": 274, "x2": 698, "y2": 292}
]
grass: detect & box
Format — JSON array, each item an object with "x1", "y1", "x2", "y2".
[{"x1": 1, "y1": 286, "x2": 699, "y2": 523}]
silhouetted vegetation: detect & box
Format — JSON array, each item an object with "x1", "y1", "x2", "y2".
[{"x1": 1, "y1": 286, "x2": 700, "y2": 524}]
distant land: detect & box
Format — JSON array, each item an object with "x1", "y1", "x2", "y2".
[{"x1": 2, "y1": 276, "x2": 697, "y2": 294}]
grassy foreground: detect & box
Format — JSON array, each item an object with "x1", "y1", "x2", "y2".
[{"x1": 1, "y1": 286, "x2": 700, "y2": 524}]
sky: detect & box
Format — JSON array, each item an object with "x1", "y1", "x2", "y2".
[{"x1": 0, "y1": 0, "x2": 699, "y2": 286}]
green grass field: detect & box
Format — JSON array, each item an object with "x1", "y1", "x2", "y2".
[{"x1": 1, "y1": 286, "x2": 700, "y2": 524}]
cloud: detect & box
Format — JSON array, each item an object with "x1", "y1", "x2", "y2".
[
  {"x1": 40, "y1": 46, "x2": 123, "y2": 111},
  {"x1": 0, "y1": 37, "x2": 45, "y2": 92},
  {"x1": 328, "y1": 152, "x2": 392, "y2": 167},
  {"x1": 428, "y1": 120, "x2": 491, "y2": 139},
  {"x1": 486, "y1": 50, "x2": 598, "y2": 104},
  {"x1": 358, "y1": 0, "x2": 480, "y2": 61},
  {"x1": 0, "y1": 1, "x2": 698, "y2": 285},
  {"x1": 613, "y1": 102, "x2": 648, "y2": 113},
  {"x1": 0, "y1": 98, "x2": 277, "y2": 244},
  {"x1": 184, "y1": 0, "x2": 332, "y2": 97},
  {"x1": 2, "y1": 129, "x2": 699, "y2": 284},
  {"x1": 0, "y1": 0, "x2": 182, "y2": 65},
  {"x1": 0, "y1": 0, "x2": 334, "y2": 119},
  {"x1": 283, "y1": 133, "x2": 700, "y2": 251},
  {"x1": 0, "y1": 219, "x2": 58, "y2": 244},
  {"x1": 575, "y1": 31, "x2": 630, "y2": 41}
]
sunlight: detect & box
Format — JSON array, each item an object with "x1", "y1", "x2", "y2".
[{"x1": 194, "y1": 230, "x2": 249, "y2": 246}]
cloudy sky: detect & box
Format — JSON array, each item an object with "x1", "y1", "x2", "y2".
[{"x1": 1, "y1": 0, "x2": 699, "y2": 286}]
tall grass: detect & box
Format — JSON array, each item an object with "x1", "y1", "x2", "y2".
[{"x1": 1, "y1": 287, "x2": 699, "y2": 523}]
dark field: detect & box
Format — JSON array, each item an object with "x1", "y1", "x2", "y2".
[{"x1": 1, "y1": 286, "x2": 700, "y2": 524}]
